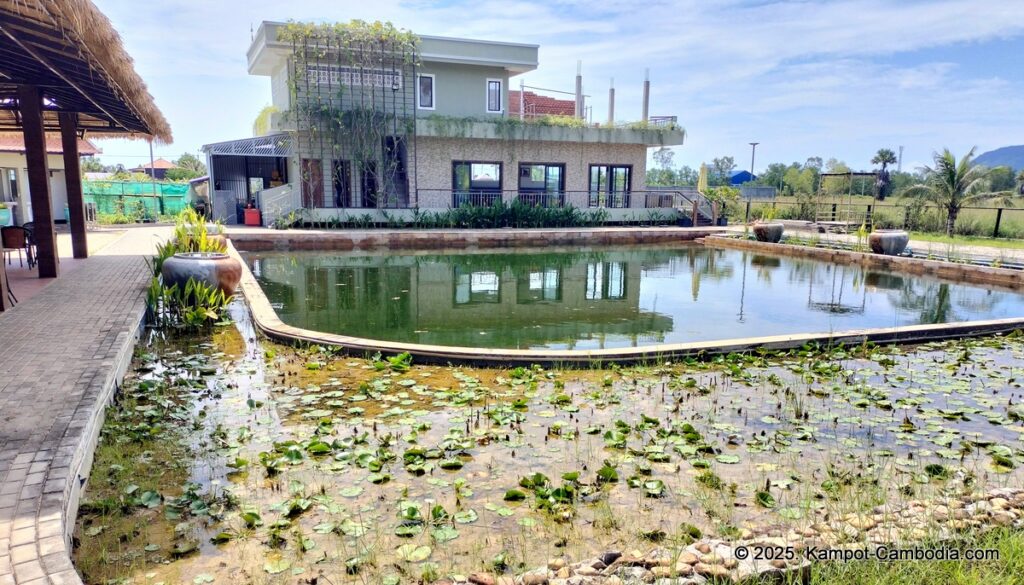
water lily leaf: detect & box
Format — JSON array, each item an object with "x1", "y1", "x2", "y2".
[
  {"x1": 397, "y1": 544, "x2": 432, "y2": 562},
  {"x1": 454, "y1": 509, "x2": 478, "y2": 524},
  {"x1": 755, "y1": 491, "x2": 776, "y2": 508},
  {"x1": 431, "y1": 526, "x2": 459, "y2": 542},
  {"x1": 264, "y1": 554, "x2": 291, "y2": 574},
  {"x1": 193, "y1": 575, "x2": 215, "y2": 584},
  {"x1": 503, "y1": 489, "x2": 526, "y2": 501},
  {"x1": 716, "y1": 454, "x2": 740, "y2": 464},
  {"x1": 340, "y1": 486, "x2": 364, "y2": 498}
]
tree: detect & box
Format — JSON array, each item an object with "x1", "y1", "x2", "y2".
[
  {"x1": 755, "y1": 163, "x2": 790, "y2": 190},
  {"x1": 986, "y1": 166, "x2": 1016, "y2": 192},
  {"x1": 903, "y1": 147, "x2": 1012, "y2": 237},
  {"x1": 175, "y1": 152, "x2": 207, "y2": 175},
  {"x1": 711, "y1": 156, "x2": 736, "y2": 185},
  {"x1": 871, "y1": 148, "x2": 898, "y2": 200},
  {"x1": 803, "y1": 157, "x2": 823, "y2": 171},
  {"x1": 653, "y1": 147, "x2": 675, "y2": 170},
  {"x1": 253, "y1": 105, "x2": 279, "y2": 136},
  {"x1": 1017, "y1": 169, "x2": 1024, "y2": 195},
  {"x1": 80, "y1": 157, "x2": 106, "y2": 173}
]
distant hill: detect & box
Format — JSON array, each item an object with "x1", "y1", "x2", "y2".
[{"x1": 975, "y1": 145, "x2": 1024, "y2": 170}]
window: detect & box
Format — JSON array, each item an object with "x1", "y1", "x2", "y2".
[
  {"x1": 588, "y1": 164, "x2": 632, "y2": 208},
  {"x1": 333, "y1": 160, "x2": 351, "y2": 207},
  {"x1": 517, "y1": 268, "x2": 562, "y2": 303},
  {"x1": 486, "y1": 79, "x2": 503, "y2": 113},
  {"x1": 454, "y1": 266, "x2": 501, "y2": 305},
  {"x1": 453, "y1": 161, "x2": 502, "y2": 207},
  {"x1": 417, "y1": 74, "x2": 435, "y2": 110},
  {"x1": 585, "y1": 262, "x2": 627, "y2": 300},
  {"x1": 300, "y1": 159, "x2": 324, "y2": 208},
  {"x1": 518, "y1": 164, "x2": 565, "y2": 192}
]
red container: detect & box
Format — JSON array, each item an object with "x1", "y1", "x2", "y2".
[{"x1": 243, "y1": 208, "x2": 262, "y2": 226}]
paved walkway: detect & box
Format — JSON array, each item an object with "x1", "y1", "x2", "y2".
[
  {"x1": 0, "y1": 227, "x2": 168, "y2": 585},
  {"x1": 724, "y1": 223, "x2": 1024, "y2": 263}
]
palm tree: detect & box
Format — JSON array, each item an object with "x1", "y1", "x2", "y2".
[
  {"x1": 903, "y1": 147, "x2": 1011, "y2": 237},
  {"x1": 871, "y1": 148, "x2": 897, "y2": 170},
  {"x1": 870, "y1": 148, "x2": 898, "y2": 200}
]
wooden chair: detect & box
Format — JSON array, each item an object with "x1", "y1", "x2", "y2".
[{"x1": 1, "y1": 226, "x2": 29, "y2": 267}]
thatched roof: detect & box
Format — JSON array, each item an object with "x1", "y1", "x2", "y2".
[{"x1": 0, "y1": 0, "x2": 172, "y2": 142}]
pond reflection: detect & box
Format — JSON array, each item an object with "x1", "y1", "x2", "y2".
[{"x1": 246, "y1": 245, "x2": 1024, "y2": 349}]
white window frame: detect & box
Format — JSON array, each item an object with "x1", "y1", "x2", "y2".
[
  {"x1": 486, "y1": 78, "x2": 503, "y2": 113},
  {"x1": 417, "y1": 73, "x2": 436, "y2": 110}
]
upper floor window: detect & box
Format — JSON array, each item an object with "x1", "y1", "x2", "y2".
[
  {"x1": 417, "y1": 74, "x2": 435, "y2": 110},
  {"x1": 486, "y1": 79, "x2": 503, "y2": 113}
]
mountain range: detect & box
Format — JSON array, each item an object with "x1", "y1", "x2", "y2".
[{"x1": 975, "y1": 146, "x2": 1024, "y2": 170}]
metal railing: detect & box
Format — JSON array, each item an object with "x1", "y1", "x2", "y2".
[{"x1": 414, "y1": 190, "x2": 633, "y2": 210}]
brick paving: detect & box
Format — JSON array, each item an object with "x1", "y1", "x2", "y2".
[{"x1": 0, "y1": 226, "x2": 168, "y2": 585}]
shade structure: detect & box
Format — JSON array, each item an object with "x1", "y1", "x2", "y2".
[{"x1": 0, "y1": 0, "x2": 170, "y2": 303}]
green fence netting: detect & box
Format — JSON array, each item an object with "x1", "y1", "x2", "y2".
[{"x1": 83, "y1": 181, "x2": 190, "y2": 217}]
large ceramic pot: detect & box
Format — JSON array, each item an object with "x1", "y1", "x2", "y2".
[
  {"x1": 868, "y1": 229, "x2": 909, "y2": 256},
  {"x1": 161, "y1": 252, "x2": 242, "y2": 296},
  {"x1": 752, "y1": 221, "x2": 784, "y2": 243}
]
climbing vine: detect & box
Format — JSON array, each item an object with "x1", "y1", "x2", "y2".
[{"x1": 283, "y1": 20, "x2": 420, "y2": 209}]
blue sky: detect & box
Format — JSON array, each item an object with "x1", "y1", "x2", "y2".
[{"x1": 92, "y1": 0, "x2": 1024, "y2": 174}]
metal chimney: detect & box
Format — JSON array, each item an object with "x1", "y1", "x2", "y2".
[
  {"x1": 642, "y1": 68, "x2": 650, "y2": 122},
  {"x1": 607, "y1": 78, "x2": 615, "y2": 126},
  {"x1": 575, "y1": 60, "x2": 583, "y2": 119}
]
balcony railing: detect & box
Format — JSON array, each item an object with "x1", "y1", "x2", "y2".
[{"x1": 415, "y1": 190, "x2": 635, "y2": 210}]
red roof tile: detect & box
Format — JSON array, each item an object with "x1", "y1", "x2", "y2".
[
  {"x1": 0, "y1": 132, "x2": 101, "y2": 156},
  {"x1": 129, "y1": 157, "x2": 177, "y2": 170}
]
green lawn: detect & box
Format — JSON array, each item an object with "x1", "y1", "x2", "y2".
[{"x1": 810, "y1": 529, "x2": 1024, "y2": 585}]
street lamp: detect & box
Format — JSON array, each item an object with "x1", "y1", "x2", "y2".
[{"x1": 749, "y1": 142, "x2": 759, "y2": 178}]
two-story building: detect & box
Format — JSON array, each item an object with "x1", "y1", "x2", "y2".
[{"x1": 203, "y1": 21, "x2": 686, "y2": 225}]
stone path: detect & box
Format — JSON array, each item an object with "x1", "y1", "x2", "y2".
[{"x1": 0, "y1": 227, "x2": 168, "y2": 585}]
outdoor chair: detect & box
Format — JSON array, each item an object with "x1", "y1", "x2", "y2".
[
  {"x1": 1, "y1": 226, "x2": 29, "y2": 267},
  {"x1": 21, "y1": 222, "x2": 37, "y2": 268}
]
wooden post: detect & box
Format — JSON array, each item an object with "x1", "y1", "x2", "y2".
[
  {"x1": 691, "y1": 200, "x2": 698, "y2": 226},
  {"x1": 59, "y1": 113, "x2": 88, "y2": 259},
  {"x1": 993, "y1": 208, "x2": 1003, "y2": 238},
  {"x1": 18, "y1": 85, "x2": 58, "y2": 278},
  {"x1": 744, "y1": 200, "x2": 751, "y2": 223}
]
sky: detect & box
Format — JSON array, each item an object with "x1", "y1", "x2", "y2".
[{"x1": 91, "y1": 0, "x2": 1024, "y2": 175}]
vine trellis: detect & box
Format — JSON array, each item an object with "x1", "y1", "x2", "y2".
[{"x1": 281, "y1": 21, "x2": 420, "y2": 209}]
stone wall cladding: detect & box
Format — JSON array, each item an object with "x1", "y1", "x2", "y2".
[{"x1": 413, "y1": 136, "x2": 647, "y2": 204}]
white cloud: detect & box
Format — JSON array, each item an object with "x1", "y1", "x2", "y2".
[{"x1": 90, "y1": 0, "x2": 1024, "y2": 172}]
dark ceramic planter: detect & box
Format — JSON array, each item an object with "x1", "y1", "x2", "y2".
[
  {"x1": 752, "y1": 222, "x2": 784, "y2": 243},
  {"x1": 868, "y1": 229, "x2": 909, "y2": 256},
  {"x1": 161, "y1": 252, "x2": 242, "y2": 296}
]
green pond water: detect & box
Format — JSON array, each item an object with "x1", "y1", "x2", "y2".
[{"x1": 245, "y1": 245, "x2": 1024, "y2": 349}]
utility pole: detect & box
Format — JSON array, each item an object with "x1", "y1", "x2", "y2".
[
  {"x1": 749, "y1": 142, "x2": 759, "y2": 177},
  {"x1": 897, "y1": 145, "x2": 904, "y2": 173}
]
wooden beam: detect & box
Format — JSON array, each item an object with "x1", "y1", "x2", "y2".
[
  {"x1": 60, "y1": 112, "x2": 87, "y2": 258},
  {"x1": 18, "y1": 84, "x2": 58, "y2": 278},
  {"x1": 0, "y1": 22, "x2": 136, "y2": 135}
]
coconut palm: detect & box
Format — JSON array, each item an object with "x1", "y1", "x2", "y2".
[{"x1": 903, "y1": 147, "x2": 1012, "y2": 237}]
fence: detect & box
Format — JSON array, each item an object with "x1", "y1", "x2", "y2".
[
  {"x1": 82, "y1": 181, "x2": 190, "y2": 218},
  {"x1": 741, "y1": 198, "x2": 1024, "y2": 239}
]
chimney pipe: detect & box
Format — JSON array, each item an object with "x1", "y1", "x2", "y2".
[
  {"x1": 575, "y1": 60, "x2": 583, "y2": 119},
  {"x1": 642, "y1": 68, "x2": 650, "y2": 122},
  {"x1": 607, "y1": 77, "x2": 615, "y2": 126}
]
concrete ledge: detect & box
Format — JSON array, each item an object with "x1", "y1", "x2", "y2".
[
  {"x1": 705, "y1": 236, "x2": 1024, "y2": 291},
  {"x1": 228, "y1": 236, "x2": 1024, "y2": 366},
  {"x1": 227, "y1": 226, "x2": 725, "y2": 252}
]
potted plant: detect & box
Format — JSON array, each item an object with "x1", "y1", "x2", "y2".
[
  {"x1": 868, "y1": 228, "x2": 910, "y2": 256},
  {"x1": 161, "y1": 251, "x2": 242, "y2": 296},
  {"x1": 752, "y1": 206, "x2": 784, "y2": 243},
  {"x1": 0, "y1": 203, "x2": 10, "y2": 227}
]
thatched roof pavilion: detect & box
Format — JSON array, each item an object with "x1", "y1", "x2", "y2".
[{"x1": 0, "y1": 0, "x2": 170, "y2": 306}]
